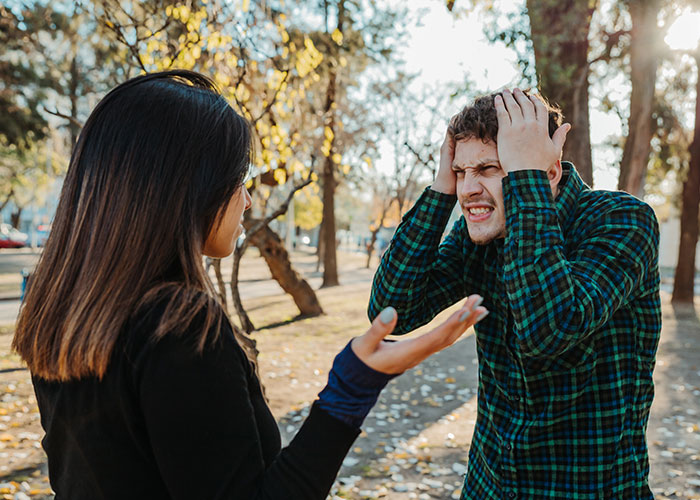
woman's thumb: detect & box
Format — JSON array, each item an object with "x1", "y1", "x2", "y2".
[{"x1": 366, "y1": 306, "x2": 398, "y2": 343}]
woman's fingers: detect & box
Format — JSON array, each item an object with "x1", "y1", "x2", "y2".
[
  {"x1": 353, "y1": 306, "x2": 397, "y2": 359},
  {"x1": 352, "y1": 296, "x2": 489, "y2": 374}
]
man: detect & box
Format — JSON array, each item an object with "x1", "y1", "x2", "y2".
[{"x1": 368, "y1": 88, "x2": 661, "y2": 499}]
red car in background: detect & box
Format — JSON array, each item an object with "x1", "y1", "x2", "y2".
[{"x1": 0, "y1": 223, "x2": 29, "y2": 249}]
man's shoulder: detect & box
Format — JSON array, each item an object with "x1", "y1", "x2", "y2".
[{"x1": 577, "y1": 188, "x2": 658, "y2": 228}]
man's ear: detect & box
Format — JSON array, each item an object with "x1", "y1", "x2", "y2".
[{"x1": 548, "y1": 160, "x2": 563, "y2": 197}]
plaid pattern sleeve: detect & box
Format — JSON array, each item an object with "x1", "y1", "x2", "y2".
[
  {"x1": 502, "y1": 169, "x2": 659, "y2": 358},
  {"x1": 367, "y1": 187, "x2": 485, "y2": 335}
]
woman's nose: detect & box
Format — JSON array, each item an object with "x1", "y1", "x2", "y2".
[{"x1": 244, "y1": 187, "x2": 252, "y2": 211}]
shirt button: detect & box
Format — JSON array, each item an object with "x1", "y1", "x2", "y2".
[
  {"x1": 504, "y1": 443, "x2": 512, "y2": 451},
  {"x1": 508, "y1": 492, "x2": 516, "y2": 499},
  {"x1": 512, "y1": 394, "x2": 521, "y2": 401}
]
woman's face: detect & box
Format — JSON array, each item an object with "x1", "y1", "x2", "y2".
[{"x1": 203, "y1": 185, "x2": 252, "y2": 258}]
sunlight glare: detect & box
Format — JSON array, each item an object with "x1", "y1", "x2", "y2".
[{"x1": 664, "y1": 10, "x2": 700, "y2": 51}]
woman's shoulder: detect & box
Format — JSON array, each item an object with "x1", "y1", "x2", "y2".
[{"x1": 119, "y1": 284, "x2": 242, "y2": 369}]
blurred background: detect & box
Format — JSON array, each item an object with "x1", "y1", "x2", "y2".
[{"x1": 1, "y1": 0, "x2": 700, "y2": 498}]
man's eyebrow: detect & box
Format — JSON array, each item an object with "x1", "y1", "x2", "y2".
[{"x1": 451, "y1": 158, "x2": 501, "y2": 171}]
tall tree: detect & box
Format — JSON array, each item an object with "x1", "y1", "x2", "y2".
[
  {"x1": 318, "y1": 0, "x2": 345, "y2": 287},
  {"x1": 673, "y1": 50, "x2": 700, "y2": 303},
  {"x1": 617, "y1": 0, "x2": 663, "y2": 196},
  {"x1": 526, "y1": 0, "x2": 597, "y2": 185},
  {"x1": 0, "y1": 3, "x2": 49, "y2": 149},
  {"x1": 97, "y1": 0, "x2": 328, "y2": 315}
]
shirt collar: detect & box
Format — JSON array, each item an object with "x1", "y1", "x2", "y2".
[{"x1": 554, "y1": 161, "x2": 587, "y2": 234}]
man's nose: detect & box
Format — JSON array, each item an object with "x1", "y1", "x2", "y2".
[{"x1": 459, "y1": 175, "x2": 482, "y2": 198}]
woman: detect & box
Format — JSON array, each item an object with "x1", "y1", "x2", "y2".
[{"x1": 12, "y1": 70, "x2": 487, "y2": 499}]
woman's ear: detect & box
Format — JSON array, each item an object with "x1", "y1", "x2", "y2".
[{"x1": 548, "y1": 160, "x2": 563, "y2": 198}]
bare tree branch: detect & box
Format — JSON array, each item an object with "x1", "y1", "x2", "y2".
[
  {"x1": 43, "y1": 107, "x2": 84, "y2": 128},
  {"x1": 245, "y1": 177, "x2": 313, "y2": 240}
]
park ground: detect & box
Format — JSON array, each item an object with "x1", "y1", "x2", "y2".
[{"x1": 0, "y1": 248, "x2": 699, "y2": 499}]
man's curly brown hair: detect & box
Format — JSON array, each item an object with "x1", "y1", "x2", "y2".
[{"x1": 449, "y1": 91, "x2": 563, "y2": 143}]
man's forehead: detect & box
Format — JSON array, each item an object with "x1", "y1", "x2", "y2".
[{"x1": 453, "y1": 139, "x2": 500, "y2": 168}]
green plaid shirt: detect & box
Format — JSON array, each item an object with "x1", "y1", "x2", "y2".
[{"x1": 369, "y1": 163, "x2": 661, "y2": 499}]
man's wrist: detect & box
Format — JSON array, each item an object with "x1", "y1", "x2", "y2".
[
  {"x1": 504, "y1": 164, "x2": 549, "y2": 174},
  {"x1": 430, "y1": 177, "x2": 456, "y2": 195}
]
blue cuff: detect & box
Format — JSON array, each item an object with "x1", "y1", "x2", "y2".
[{"x1": 316, "y1": 341, "x2": 398, "y2": 429}]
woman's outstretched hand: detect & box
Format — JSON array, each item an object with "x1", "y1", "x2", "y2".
[{"x1": 352, "y1": 295, "x2": 488, "y2": 375}]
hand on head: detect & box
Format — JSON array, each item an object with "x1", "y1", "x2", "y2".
[
  {"x1": 352, "y1": 295, "x2": 488, "y2": 375},
  {"x1": 432, "y1": 120, "x2": 459, "y2": 195},
  {"x1": 494, "y1": 88, "x2": 570, "y2": 174}
]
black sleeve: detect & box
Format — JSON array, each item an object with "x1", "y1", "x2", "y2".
[{"x1": 136, "y1": 318, "x2": 360, "y2": 499}]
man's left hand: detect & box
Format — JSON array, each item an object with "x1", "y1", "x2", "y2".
[{"x1": 494, "y1": 88, "x2": 570, "y2": 173}]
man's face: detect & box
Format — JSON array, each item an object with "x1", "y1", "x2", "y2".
[{"x1": 452, "y1": 138, "x2": 507, "y2": 245}]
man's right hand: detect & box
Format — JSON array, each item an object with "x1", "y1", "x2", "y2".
[{"x1": 431, "y1": 125, "x2": 457, "y2": 195}]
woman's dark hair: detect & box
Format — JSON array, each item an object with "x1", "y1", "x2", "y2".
[{"x1": 13, "y1": 70, "x2": 251, "y2": 380}]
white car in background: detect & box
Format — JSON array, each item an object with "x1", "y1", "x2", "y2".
[{"x1": 0, "y1": 223, "x2": 29, "y2": 249}]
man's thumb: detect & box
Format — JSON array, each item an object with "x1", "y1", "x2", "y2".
[{"x1": 553, "y1": 123, "x2": 571, "y2": 152}]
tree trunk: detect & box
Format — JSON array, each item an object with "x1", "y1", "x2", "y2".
[
  {"x1": 316, "y1": 218, "x2": 324, "y2": 273},
  {"x1": 69, "y1": 53, "x2": 81, "y2": 147},
  {"x1": 321, "y1": 153, "x2": 339, "y2": 286},
  {"x1": 230, "y1": 243, "x2": 256, "y2": 333},
  {"x1": 526, "y1": 0, "x2": 596, "y2": 186},
  {"x1": 617, "y1": 0, "x2": 659, "y2": 197},
  {"x1": 245, "y1": 220, "x2": 324, "y2": 316},
  {"x1": 10, "y1": 207, "x2": 22, "y2": 229},
  {"x1": 319, "y1": 0, "x2": 346, "y2": 288},
  {"x1": 366, "y1": 228, "x2": 379, "y2": 268},
  {"x1": 672, "y1": 56, "x2": 700, "y2": 303}
]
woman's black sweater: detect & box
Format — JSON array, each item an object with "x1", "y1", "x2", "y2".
[{"x1": 32, "y1": 304, "x2": 359, "y2": 499}]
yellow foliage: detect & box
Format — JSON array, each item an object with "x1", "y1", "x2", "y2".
[
  {"x1": 310, "y1": 172, "x2": 319, "y2": 182},
  {"x1": 290, "y1": 159, "x2": 304, "y2": 173},
  {"x1": 274, "y1": 168, "x2": 287, "y2": 184},
  {"x1": 332, "y1": 153, "x2": 342, "y2": 164},
  {"x1": 256, "y1": 122, "x2": 269, "y2": 136},
  {"x1": 331, "y1": 28, "x2": 343, "y2": 45},
  {"x1": 242, "y1": 0, "x2": 250, "y2": 12},
  {"x1": 339, "y1": 56, "x2": 347, "y2": 67},
  {"x1": 235, "y1": 84, "x2": 250, "y2": 102},
  {"x1": 324, "y1": 126, "x2": 334, "y2": 142},
  {"x1": 294, "y1": 190, "x2": 323, "y2": 230},
  {"x1": 341, "y1": 164, "x2": 351, "y2": 175}
]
